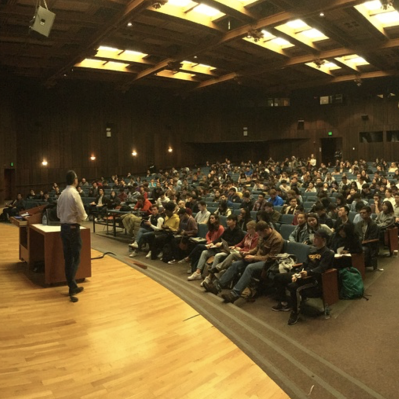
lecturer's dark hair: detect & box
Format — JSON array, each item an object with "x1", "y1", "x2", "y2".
[{"x1": 66, "y1": 170, "x2": 77, "y2": 185}]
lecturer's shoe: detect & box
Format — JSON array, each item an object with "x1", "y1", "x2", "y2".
[{"x1": 69, "y1": 286, "x2": 84, "y2": 296}]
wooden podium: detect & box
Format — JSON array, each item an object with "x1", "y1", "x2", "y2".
[{"x1": 11, "y1": 218, "x2": 91, "y2": 286}]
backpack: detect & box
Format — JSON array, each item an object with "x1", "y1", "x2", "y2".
[
  {"x1": 266, "y1": 253, "x2": 297, "y2": 281},
  {"x1": 339, "y1": 267, "x2": 364, "y2": 299},
  {"x1": 161, "y1": 243, "x2": 174, "y2": 263}
]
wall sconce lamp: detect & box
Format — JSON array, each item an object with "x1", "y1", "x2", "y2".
[{"x1": 168, "y1": 147, "x2": 173, "y2": 153}]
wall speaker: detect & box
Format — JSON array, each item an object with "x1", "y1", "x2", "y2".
[
  {"x1": 31, "y1": 6, "x2": 56, "y2": 38},
  {"x1": 361, "y1": 114, "x2": 369, "y2": 121},
  {"x1": 297, "y1": 119, "x2": 304, "y2": 130}
]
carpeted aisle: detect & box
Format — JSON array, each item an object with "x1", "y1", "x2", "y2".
[{"x1": 90, "y1": 225, "x2": 398, "y2": 399}]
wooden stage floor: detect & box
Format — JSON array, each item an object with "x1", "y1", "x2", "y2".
[{"x1": 0, "y1": 223, "x2": 289, "y2": 399}]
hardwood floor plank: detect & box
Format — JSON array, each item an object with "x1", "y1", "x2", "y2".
[{"x1": 0, "y1": 224, "x2": 289, "y2": 399}]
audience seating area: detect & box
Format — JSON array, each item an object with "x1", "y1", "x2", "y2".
[{"x1": 7, "y1": 157, "x2": 399, "y2": 323}]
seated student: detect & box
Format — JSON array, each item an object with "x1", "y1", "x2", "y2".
[
  {"x1": 288, "y1": 212, "x2": 309, "y2": 244},
  {"x1": 240, "y1": 191, "x2": 253, "y2": 213},
  {"x1": 292, "y1": 205, "x2": 305, "y2": 226},
  {"x1": 279, "y1": 180, "x2": 291, "y2": 193},
  {"x1": 375, "y1": 200, "x2": 395, "y2": 230},
  {"x1": 134, "y1": 195, "x2": 152, "y2": 215},
  {"x1": 252, "y1": 193, "x2": 267, "y2": 212},
  {"x1": 1, "y1": 193, "x2": 25, "y2": 221},
  {"x1": 91, "y1": 188, "x2": 108, "y2": 221},
  {"x1": 194, "y1": 201, "x2": 211, "y2": 225},
  {"x1": 237, "y1": 207, "x2": 252, "y2": 230},
  {"x1": 394, "y1": 193, "x2": 399, "y2": 225},
  {"x1": 304, "y1": 182, "x2": 317, "y2": 193},
  {"x1": 186, "y1": 194, "x2": 200, "y2": 214},
  {"x1": 256, "y1": 210, "x2": 277, "y2": 230},
  {"x1": 331, "y1": 223, "x2": 362, "y2": 268},
  {"x1": 117, "y1": 188, "x2": 127, "y2": 204},
  {"x1": 203, "y1": 221, "x2": 284, "y2": 303},
  {"x1": 214, "y1": 199, "x2": 232, "y2": 217},
  {"x1": 156, "y1": 191, "x2": 170, "y2": 208},
  {"x1": 268, "y1": 188, "x2": 284, "y2": 206},
  {"x1": 264, "y1": 202, "x2": 281, "y2": 224},
  {"x1": 227, "y1": 187, "x2": 241, "y2": 206},
  {"x1": 281, "y1": 197, "x2": 299, "y2": 215},
  {"x1": 384, "y1": 188, "x2": 395, "y2": 207},
  {"x1": 146, "y1": 202, "x2": 180, "y2": 260},
  {"x1": 304, "y1": 213, "x2": 333, "y2": 245},
  {"x1": 180, "y1": 214, "x2": 224, "y2": 270},
  {"x1": 89, "y1": 182, "x2": 99, "y2": 198},
  {"x1": 314, "y1": 203, "x2": 333, "y2": 229},
  {"x1": 361, "y1": 183, "x2": 374, "y2": 200},
  {"x1": 129, "y1": 205, "x2": 164, "y2": 257},
  {"x1": 106, "y1": 190, "x2": 121, "y2": 209},
  {"x1": 187, "y1": 215, "x2": 244, "y2": 281},
  {"x1": 272, "y1": 229, "x2": 334, "y2": 325},
  {"x1": 76, "y1": 186, "x2": 86, "y2": 197},
  {"x1": 168, "y1": 209, "x2": 198, "y2": 264},
  {"x1": 332, "y1": 205, "x2": 352, "y2": 232},
  {"x1": 26, "y1": 189, "x2": 36, "y2": 200},
  {"x1": 355, "y1": 206, "x2": 379, "y2": 270},
  {"x1": 204, "y1": 220, "x2": 259, "y2": 283},
  {"x1": 349, "y1": 193, "x2": 369, "y2": 212},
  {"x1": 326, "y1": 203, "x2": 338, "y2": 221}
]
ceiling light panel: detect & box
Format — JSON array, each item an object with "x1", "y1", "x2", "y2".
[
  {"x1": 96, "y1": 47, "x2": 148, "y2": 64},
  {"x1": 299, "y1": 28, "x2": 328, "y2": 41},
  {"x1": 335, "y1": 54, "x2": 370, "y2": 69},
  {"x1": 167, "y1": 0, "x2": 197, "y2": 6},
  {"x1": 192, "y1": 4, "x2": 224, "y2": 17}
]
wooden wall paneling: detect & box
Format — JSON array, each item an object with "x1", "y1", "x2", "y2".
[
  {"x1": 0, "y1": 85, "x2": 17, "y2": 203},
  {"x1": 8, "y1": 81, "x2": 399, "y2": 195}
]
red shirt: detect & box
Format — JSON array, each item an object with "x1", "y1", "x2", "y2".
[{"x1": 134, "y1": 199, "x2": 152, "y2": 214}]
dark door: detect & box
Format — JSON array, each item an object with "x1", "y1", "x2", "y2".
[
  {"x1": 320, "y1": 138, "x2": 343, "y2": 166},
  {"x1": 4, "y1": 169, "x2": 16, "y2": 200}
]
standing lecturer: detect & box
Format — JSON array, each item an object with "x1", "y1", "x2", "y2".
[{"x1": 57, "y1": 170, "x2": 88, "y2": 301}]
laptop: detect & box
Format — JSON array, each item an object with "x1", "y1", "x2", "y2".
[{"x1": 220, "y1": 238, "x2": 240, "y2": 254}]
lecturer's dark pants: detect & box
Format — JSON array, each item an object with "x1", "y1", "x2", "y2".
[{"x1": 60, "y1": 224, "x2": 82, "y2": 292}]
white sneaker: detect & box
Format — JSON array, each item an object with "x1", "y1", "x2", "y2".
[
  {"x1": 200, "y1": 275, "x2": 211, "y2": 287},
  {"x1": 129, "y1": 250, "x2": 138, "y2": 258},
  {"x1": 146, "y1": 251, "x2": 152, "y2": 259},
  {"x1": 157, "y1": 251, "x2": 163, "y2": 259},
  {"x1": 168, "y1": 259, "x2": 177, "y2": 264},
  {"x1": 188, "y1": 272, "x2": 202, "y2": 281},
  {"x1": 129, "y1": 242, "x2": 139, "y2": 249},
  {"x1": 178, "y1": 257, "x2": 189, "y2": 264},
  {"x1": 187, "y1": 267, "x2": 192, "y2": 274}
]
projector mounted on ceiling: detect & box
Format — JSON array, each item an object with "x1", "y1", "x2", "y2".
[{"x1": 30, "y1": 3, "x2": 56, "y2": 38}]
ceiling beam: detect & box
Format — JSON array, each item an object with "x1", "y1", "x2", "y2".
[
  {"x1": 265, "y1": 69, "x2": 399, "y2": 94},
  {"x1": 345, "y1": 7, "x2": 388, "y2": 41},
  {"x1": 122, "y1": 0, "x2": 365, "y2": 88},
  {"x1": 44, "y1": 0, "x2": 152, "y2": 87},
  {"x1": 193, "y1": 36, "x2": 399, "y2": 89}
]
